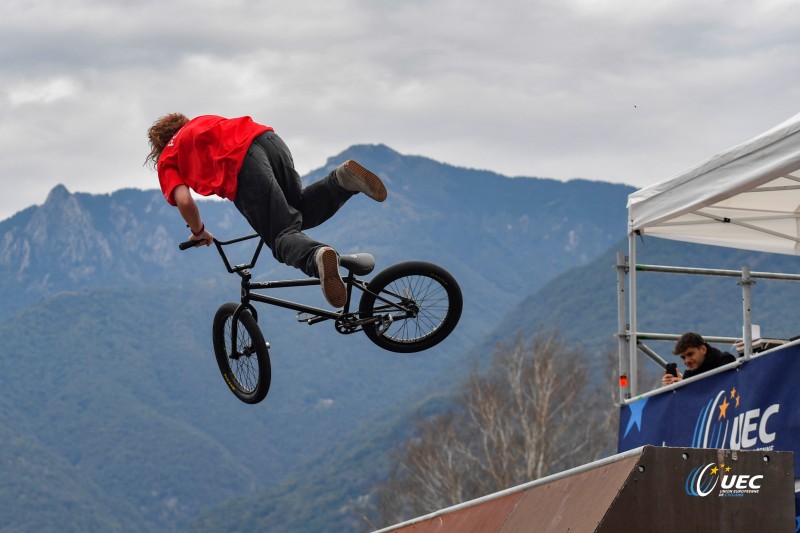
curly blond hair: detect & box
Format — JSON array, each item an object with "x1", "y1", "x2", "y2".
[{"x1": 145, "y1": 113, "x2": 190, "y2": 168}]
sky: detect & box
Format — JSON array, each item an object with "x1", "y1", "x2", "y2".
[{"x1": 2, "y1": 0, "x2": 800, "y2": 221}]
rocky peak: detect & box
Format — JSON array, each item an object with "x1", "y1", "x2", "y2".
[
  {"x1": 3, "y1": 185, "x2": 112, "y2": 283},
  {"x1": 29, "y1": 185, "x2": 87, "y2": 243},
  {"x1": 44, "y1": 184, "x2": 71, "y2": 204}
]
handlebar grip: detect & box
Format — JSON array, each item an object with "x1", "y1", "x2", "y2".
[{"x1": 179, "y1": 239, "x2": 202, "y2": 250}]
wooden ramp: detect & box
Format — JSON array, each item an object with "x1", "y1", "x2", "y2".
[{"x1": 375, "y1": 446, "x2": 795, "y2": 533}]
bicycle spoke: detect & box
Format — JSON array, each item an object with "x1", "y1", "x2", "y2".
[
  {"x1": 379, "y1": 274, "x2": 449, "y2": 344},
  {"x1": 225, "y1": 317, "x2": 260, "y2": 393}
]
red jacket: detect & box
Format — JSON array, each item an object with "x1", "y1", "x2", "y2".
[{"x1": 158, "y1": 115, "x2": 272, "y2": 205}]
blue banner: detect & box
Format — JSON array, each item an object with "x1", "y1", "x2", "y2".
[{"x1": 619, "y1": 343, "x2": 800, "y2": 528}]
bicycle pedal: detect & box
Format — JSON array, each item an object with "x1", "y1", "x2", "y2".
[
  {"x1": 296, "y1": 312, "x2": 319, "y2": 324},
  {"x1": 378, "y1": 314, "x2": 393, "y2": 335}
]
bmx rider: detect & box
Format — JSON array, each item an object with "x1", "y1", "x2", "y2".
[{"x1": 145, "y1": 113, "x2": 387, "y2": 308}]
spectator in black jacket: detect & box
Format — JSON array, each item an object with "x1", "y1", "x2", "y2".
[{"x1": 661, "y1": 332, "x2": 736, "y2": 386}]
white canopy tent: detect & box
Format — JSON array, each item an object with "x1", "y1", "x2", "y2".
[
  {"x1": 627, "y1": 111, "x2": 800, "y2": 254},
  {"x1": 620, "y1": 111, "x2": 800, "y2": 400}
]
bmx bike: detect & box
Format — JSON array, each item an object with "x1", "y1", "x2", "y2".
[{"x1": 180, "y1": 234, "x2": 463, "y2": 404}]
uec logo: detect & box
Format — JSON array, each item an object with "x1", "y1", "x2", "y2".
[
  {"x1": 686, "y1": 463, "x2": 763, "y2": 497},
  {"x1": 692, "y1": 389, "x2": 779, "y2": 450},
  {"x1": 686, "y1": 463, "x2": 719, "y2": 497}
]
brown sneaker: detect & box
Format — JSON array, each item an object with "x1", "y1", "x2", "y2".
[
  {"x1": 335, "y1": 160, "x2": 387, "y2": 202},
  {"x1": 315, "y1": 246, "x2": 347, "y2": 308}
]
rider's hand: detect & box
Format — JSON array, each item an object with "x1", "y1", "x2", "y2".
[{"x1": 190, "y1": 227, "x2": 214, "y2": 247}]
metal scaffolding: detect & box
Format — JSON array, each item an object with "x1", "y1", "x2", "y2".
[{"x1": 615, "y1": 234, "x2": 800, "y2": 404}]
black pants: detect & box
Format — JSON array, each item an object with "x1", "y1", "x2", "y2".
[{"x1": 233, "y1": 131, "x2": 354, "y2": 277}]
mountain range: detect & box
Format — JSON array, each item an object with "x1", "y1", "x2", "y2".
[
  {"x1": 0, "y1": 144, "x2": 634, "y2": 532},
  {"x1": 180, "y1": 168, "x2": 800, "y2": 531}
]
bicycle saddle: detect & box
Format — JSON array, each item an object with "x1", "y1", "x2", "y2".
[{"x1": 340, "y1": 253, "x2": 375, "y2": 275}]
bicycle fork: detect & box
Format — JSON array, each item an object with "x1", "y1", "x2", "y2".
[{"x1": 229, "y1": 269, "x2": 268, "y2": 358}]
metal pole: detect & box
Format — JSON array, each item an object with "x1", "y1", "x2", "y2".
[
  {"x1": 628, "y1": 232, "x2": 638, "y2": 398},
  {"x1": 740, "y1": 265, "x2": 754, "y2": 360},
  {"x1": 636, "y1": 341, "x2": 669, "y2": 367},
  {"x1": 637, "y1": 263, "x2": 800, "y2": 281},
  {"x1": 616, "y1": 252, "x2": 630, "y2": 403},
  {"x1": 635, "y1": 332, "x2": 739, "y2": 344}
]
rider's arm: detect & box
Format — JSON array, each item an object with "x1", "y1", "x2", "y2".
[{"x1": 172, "y1": 185, "x2": 214, "y2": 245}]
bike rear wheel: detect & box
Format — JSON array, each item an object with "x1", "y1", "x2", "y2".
[
  {"x1": 212, "y1": 302, "x2": 271, "y2": 404},
  {"x1": 359, "y1": 261, "x2": 462, "y2": 353}
]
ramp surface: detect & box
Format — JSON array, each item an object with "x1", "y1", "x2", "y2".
[{"x1": 377, "y1": 446, "x2": 795, "y2": 533}]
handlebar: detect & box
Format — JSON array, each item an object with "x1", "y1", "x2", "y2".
[
  {"x1": 179, "y1": 239, "x2": 206, "y2": 250},
  {"x1": 178, "y1": 233, "x2": 265, "y2": 274}
]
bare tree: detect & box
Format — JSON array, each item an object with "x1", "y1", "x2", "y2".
[{"x1": 363, "y1": 331, "x2": 618, "y2": 530}]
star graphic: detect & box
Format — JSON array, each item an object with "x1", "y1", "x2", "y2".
[
  {"x1": 730, "y1": 387, "x2": 737, "y2": 399},
  {"x1": 624, "y1": 398, "x2": 649, "y2": 438},
  {"x1": 726, "y1": 466, "x2": 731, "y2": 472},
  {"x1": 711, "y1": 466, "x2": 719, "y2": 475},
  {"x1": 719, "y1": 397, "x2": 730, "y2": 420},
  {"x1": 736, "y1": 395, "x2": 740, "y2": 408}
]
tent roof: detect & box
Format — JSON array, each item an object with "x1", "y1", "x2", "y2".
[{"x1": 627, "y1": 111, "x2": 800, "y2": 255}]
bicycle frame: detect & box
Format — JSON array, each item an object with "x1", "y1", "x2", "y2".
[
  {"x1": 212, "y1": 234, "x2": 411, "y2": 349},
  {"x1": 184, "y1": 231, "x2": 462, "y2": 402}
]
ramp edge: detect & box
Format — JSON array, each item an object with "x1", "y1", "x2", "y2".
[{"x1": 373, "y1": 446, "x2": 648, "y2": 533}]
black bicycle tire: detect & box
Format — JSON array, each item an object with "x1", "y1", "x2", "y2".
[
  {"x1": 212, "y1": 302, "x2": 271, "y2": 404},
  {"x1": 358, "y1": 261, "x2": 462, "y2": 353}
]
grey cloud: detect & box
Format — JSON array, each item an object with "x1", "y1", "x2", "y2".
[{"x1": 2, "y1": 0, "x2": 800, "y2": 221}]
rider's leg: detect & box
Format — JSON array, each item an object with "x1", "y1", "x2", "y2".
[
  {"x1": 234, "y1": 144, "x2": 347, "y2": 307},
  {"x1": 250, "y1": 132, "x2": 351, "y2": 230},
  {"x1": 234, "y1": 142, "x2": 324, "y2": 278},
  {"x1": 250, "y1": 132, "x2": 386, "y2": 230},
  {"x1": 295, "y1": 161, "x2": 387, "y2": 228}
]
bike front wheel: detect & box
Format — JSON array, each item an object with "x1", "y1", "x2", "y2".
[
  {"x1": 359, "y1": 262, "x2": 462, "y2": 353},
  {"x1": 212, "y1": 302, "x2": 271, "y2": 404}
]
